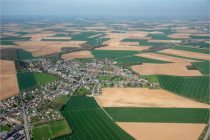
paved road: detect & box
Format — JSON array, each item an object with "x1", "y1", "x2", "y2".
[
  {"x1": 203, "y1": 126, "x2": 210, "y2": 140},
  {"x1": 21, "y1": 99, "x2": 30, "y2": 140}
]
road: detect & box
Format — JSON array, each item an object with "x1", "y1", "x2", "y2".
[{"x1": 21, "y1": 98, "x2": 30, "y2": 140}]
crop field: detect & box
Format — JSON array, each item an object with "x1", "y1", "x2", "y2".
[
  {"x1": 34, "y1": 72, "x2": 58, "y2": 86},
  {"x1": 91, "y1": 50, "x2": 140, "y2": 59},
  {"x1": 159, "y1": 49, "x2": 210, "y2": 61},
  {"x1": 156, "y1": 52, "x2": 205, "y2": 61},
  {"x1": 55, "y1": 96, "x2": 134, "y2": 140},
  {"x1": 190, "y1": 35, "x2": 209, "y2": 39},
  {"x1": 115, "y1": 55, "x2": 169, "y2": 64},
  {"x1": 71, "y1": 32, "x2": 104, "y2": 40},
  {"x1": 0, "y1": 60, "x2": 19, "y2": 100},
  {"x1": 173, "y1": 46, "x2": 210, "y2": 54},
  {"x1": 17, "y1": 72, "x2": 58, "y2": 91},
  {"x1": 158, "y1": 75, "x2": 209, "y2": 103},
  {"x1": 16, "y1": 49, "x2": 36, "y2": 60},
  {"x1": 185, "y1": 42, "x2": 209, "y2": 48},
  {"x1": 17, "y1": 72, "x2": 37, "y2": 91},
  {"x1": 192, "y1": 61, "x2": 210, "y2": 75},
  {"x1": 1, "y1": 36, "x2": 31, "y2": 45},
  {"x1": 91, "y1": 50, "x2": 169, "y2": 64},
  {"x1": 41, "y1": 38, "x2": 71, "y2": 41},
  {"x1": 122, "y1": 39, "x2": 168, "y2": 46},
  {"x1": 32, "y1": 120, "x2": 71, "y2": 140},
  {"x1": 104, "y1": 107, "x2": 209, "y2": 123}
]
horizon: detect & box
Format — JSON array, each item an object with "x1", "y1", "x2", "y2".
[{"x1": 1, "y1": 0, "x2": 209, "y2": 18}]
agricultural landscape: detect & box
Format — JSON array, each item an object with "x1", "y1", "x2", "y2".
[{"x1": 0, "y1": 1, "x2": 210, "y2": 139}]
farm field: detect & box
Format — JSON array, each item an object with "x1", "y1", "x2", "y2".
[
  {"x1": 131, "y1": 63, "x2": 202, "y2": 76},
  {"x1": 16, "y1": 49, "x2": 36, "y2": 60},
  {"x1": 159, "y1": 49, "x2": 210, "y2": 60},
  {"x1": 95, "y1": 88, "x2": 210, "y2": 108},
  {"x1": 115, "y1": 55, "x2": 169, "y2": 64},
  {"x1": 192, "y1": 61, "x2": 210, "y2": 75},
  {"x1": 135, "y1": 52, "x2": 197, "y2": 62},
  {"x1": 190, "y1": 35, "x2": 209, "y2": 40},
  {"x1": 158, "y1": 75, "x2": 209, "y2": 103},
  {"x1": 104, "y1": 107, "x2": 209, "y2": 123},
  {"x1": 122, "y1": 39, "x2": 168, "y2": 46},
  {"x1": 185, "y1": 41, "x2": 209, "y2": 49},
  {"x1": 17, "y1": 72, "x2": 37, "y2": 91},
  {"x1": 1, "y1": 36, "x2": 31, "y2": 45},
  {"x1": 62, "y1": 51, "x2": 94, "y2": 59},
  {"x1": 173, "y1": 46, "x2": 210, "y2": 54},
  {"x1": 33, "y1": 72, "x2": 58, "y2": 86},
  {"x1": 17, "y1": 72, "x2": 58, "y2": 91},
  {"x1": 16, "y1": 40, "x2": 85, "y2": 56},
  {"x1": 32, "y1": 120, "x2": 71, "y2": 140},
  {"x1": 91, "y1": 50, "x2": 140, "y2": 59},
  {"x1": 92, "y1": 49, "x2": 170, "y2": 64},
  {"x1": 55, "y1": 96, "x2": 134, "y2": 140},
  {"x1": 0, "y1": 60, "x2": 19, "y2": 100},
  {"x1": 117, "y1": 122, "x2": 206, "y2": 140}
]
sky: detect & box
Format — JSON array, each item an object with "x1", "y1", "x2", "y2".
[{"x1": 1, "y1": 0, "x2": 209, "y2": 18}]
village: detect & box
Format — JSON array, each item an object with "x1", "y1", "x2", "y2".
[{"x1": 0, "y1": 57, "x2": 159, "y2": 139}]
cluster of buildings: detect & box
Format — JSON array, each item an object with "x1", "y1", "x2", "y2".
[{"x1": 0, "y1": 58, "x2": 159, "y2": 139}]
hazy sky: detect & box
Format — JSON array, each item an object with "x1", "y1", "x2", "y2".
[{"x1": 1, "y1": 0, "x2": 209, "y2": 17}]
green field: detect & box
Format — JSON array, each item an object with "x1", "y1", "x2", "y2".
[
  {"x1": 34, "y1": 72, "x2": 58, "y2": 86},
  {"x1": 55, "y1": 96, "x2": 134, "y2": 140},
  {"x1": 91, "y1": 50, "x2": 169, "y2": 64},
  {"x1": 1, "y1": 36, "x2": 31, "y2": 41},
  {"x1": 17, "y1": 72, "x2": 58, "y2": 91},
  {"x1": 16, "y1": 31, "x2": 30, "y2": 36},
  {"x1": 190, "y1": 35, "x2": 209, "y2": 40},
  {"x1": 158, "y1": 75, "x2": 209, "y2": 103},
  {"x1": 115, "y1": 55, "x2": 169, "y2": 64},
  {"x1": 104, "y1": 107, "x2": 209, "y2": 123},
  {"x1": 52, "y1": 34, "x2": 69, "y2": 37},
  {"x1": 32, "y1": 120, "x2": 71, "y2": 140},
  {"x1": 173, "y1": 46, "x2": 210, "y2": 54},
  {"x1": 70, "y1": 31, "x2": 110, "y2": 45},
  {"x1": 192, "y1": 61, "x2": 210, "y2": 75},
  {"x1": 71, "y1": 32, "x2": 104, "y2": 40},
  {"x1": 1, "y1": 36, "x2": 31, "y2": 45},
  {"x1": 1, "y1": 41, "x2": 17, "y2": 45},
  {"x1": 0, "y1": 125, "x2": 11, "y2": 132},
  {"x1": 16, "y1": 49, "x2": 35, "y2": 60},
  {"x1": 73, "y1": 86, "x2": 91, "y2": 95},
  {"x1": 122, "y1": 39, "x2": 168, "y2": 46},
  {"x1": 42, "y1": 38, "x2": 71, "y2": 41},
  {"x1": 17, "y1": 72, "x2": 37, "y2": 91},
  {"x1": 91, "y1": 50, "x2": 140, "y2": 59}
]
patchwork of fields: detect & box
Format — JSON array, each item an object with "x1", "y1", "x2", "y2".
[{"x1": 54, "y1": 96, "x2": 134, "y2": 140}]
